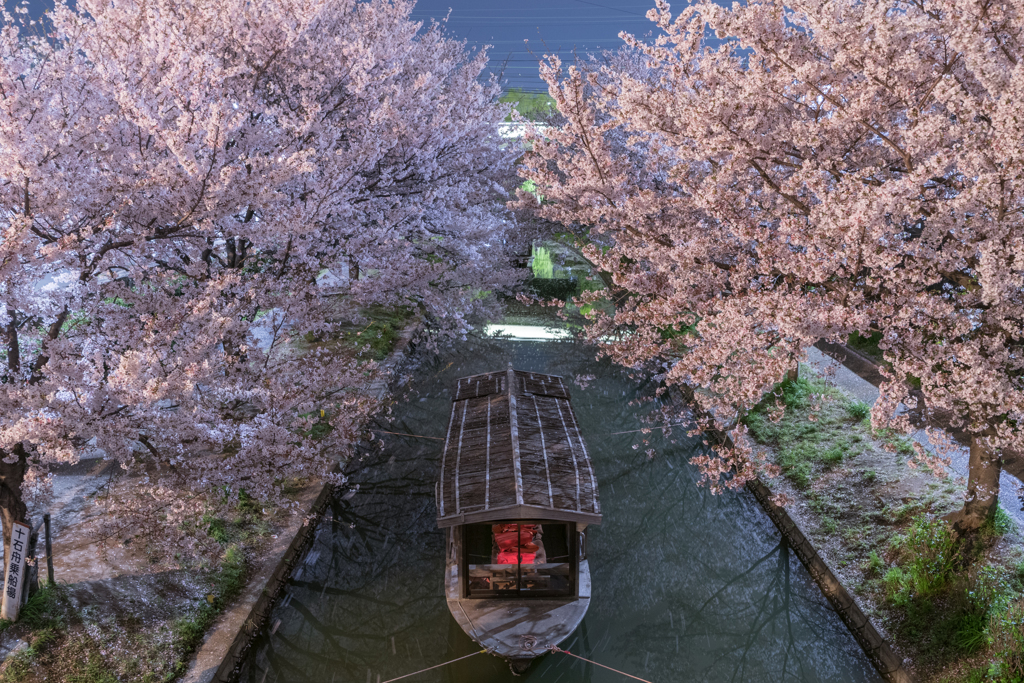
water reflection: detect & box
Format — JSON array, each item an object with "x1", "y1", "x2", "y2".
[{"x1": 238, "y1": 333, "x2": 880, "y2": 683}]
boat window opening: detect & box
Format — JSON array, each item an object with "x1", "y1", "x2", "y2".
[{"x1": 464, "y1": 521, "x2": 574, "y2": 597}]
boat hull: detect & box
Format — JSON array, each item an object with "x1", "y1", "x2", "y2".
[{"x1": 445, "y1": 551, "x2": 592, "y2": 664}]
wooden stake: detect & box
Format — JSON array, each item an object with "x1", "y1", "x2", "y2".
[{"x1": 44, "y1": 514, "x2": 53, "y2": 586}]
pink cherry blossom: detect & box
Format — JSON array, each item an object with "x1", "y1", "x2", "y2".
[
  {"x1": 0, "y1": 0, "x2": 518, "y2": 562},
  {"x1": 517, "y1": 0, "x2": 1023, "y2": 534}
]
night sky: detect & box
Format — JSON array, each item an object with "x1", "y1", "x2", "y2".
[
  {"x1": 407, "y1": 0, "x2": 669, "y2": 92},
  {"x1": 7, "y1": 0, "x2": 673, "y2": 94}
]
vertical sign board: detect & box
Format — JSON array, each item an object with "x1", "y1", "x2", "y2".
[{"x1": 1, "y1": 522, "x2": 30, "y2": 621}]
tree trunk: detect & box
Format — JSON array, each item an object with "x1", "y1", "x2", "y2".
[
  {"x1": 348, "y1": 256, "x2": 359, "y2": 283},
  {"x1": 786, "y1": 361, "x2": 799, "y2": 383},
  {"x1": 0, "y1": 445, "x2": 28, "y2": 576},
  {"x1": 29, "y1": 308, "x2": 68, "y2": 385},
  {"x1": 5, "y1": 310, "x2": 18, "y2": 374},
  {"x1": 947, "y1": 434, "x2": 1001, "y2": 538}
]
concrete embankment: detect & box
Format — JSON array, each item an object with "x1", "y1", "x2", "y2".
[{"x1": 745, "y1": 478, "x2": 914, "y2": 683}]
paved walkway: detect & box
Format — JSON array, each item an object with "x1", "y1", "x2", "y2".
[{"x1": 805, "y1": 346, "x2": 1024, "y2": 531}]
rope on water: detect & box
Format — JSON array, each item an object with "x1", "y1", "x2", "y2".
[
  {"x1": 604, "y1": 423, "x2": 689, "y2": 436},
  {"x1": 369, "y1": 428, "x2": 444, "y2": 441},
  {"x1": 549, "y1": 646, "x2": 655, "y2": 682},
  {"x1": 379, "y1": 650, "x2": 487, "y2": 682},
  {"x1": 370, "y1": 425, "x2": 687, "y2": 441}
]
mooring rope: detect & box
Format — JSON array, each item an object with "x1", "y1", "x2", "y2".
[
  {"x1": 548, "y1": 646, "x2": 655, "y2": 682},
  {"x1": 604, "y1": 423, "x2": 689, "y2": 436},
  {"x1": 369, "y1": 428, "x2": 444, "y2": 441},
  {"x1": 371, "y1": 424, "x2": 686, "y2": 441},
  {"x1": 379, "y1": 649, "x2": 487, "y2": 682}
]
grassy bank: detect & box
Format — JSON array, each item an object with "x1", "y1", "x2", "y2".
[
  {"x1": 745, "y1": 370, "x2": 1024, "y2": 682},
  {"x1": 0, "y1": 302, "x2": 420, "y2": 681},
  {"x1": 0, "y1": 546, "x2": 245, "y2": 683},
  {"x1": 302, "y1": 304, "x2": 416, "y2": 362}
]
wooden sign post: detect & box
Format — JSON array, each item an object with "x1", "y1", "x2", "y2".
[{"x1": 1, "y1": 521, "x2": 31, "y2": 621}]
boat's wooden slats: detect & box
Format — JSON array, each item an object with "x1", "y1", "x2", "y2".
[
  {"x1": 516, "y1": 395, "x2": 596, "y2": 512},
  {"x1": 562, "y1": 397, "x2": 600, "y2": 514},
  {"x1": 512, "y1": 370, "x2": 570, "y2": 400},
  {"x1": 441, "y1": 393, "x2": 516, "y2": 517},
  {"x1": 437, "y1": 367, "x2": 600, "y2": 525},
  {"x1": 452, "y1": 371, "x2": 506, "y2": 402}
]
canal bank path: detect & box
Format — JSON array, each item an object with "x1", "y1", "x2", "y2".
[{"x1": 805, "y1": 345, "x2": 1024, "y2": 532}]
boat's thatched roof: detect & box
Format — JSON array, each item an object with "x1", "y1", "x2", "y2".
[{"x1": 436, "y1": 365, "x2": 602, "y2": 528}]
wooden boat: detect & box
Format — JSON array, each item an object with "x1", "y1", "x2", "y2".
[{"x1": 436, "y1": 365, "x2": 601, "y2": 673}]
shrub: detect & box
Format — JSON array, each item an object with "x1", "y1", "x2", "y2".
[
  {"x1": 846, "y1": 400, "x2": 871, "y2": 420},
  {"x1": 889, "y1": 515, "x2": 962, "y2": 599}
]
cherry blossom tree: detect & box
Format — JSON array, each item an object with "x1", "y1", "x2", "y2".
[
  {"x1": 0, "y1": 0, "x2": 518, "y2": 564},
  {"x1": 517, "y1": 0, "x2": 1024, "y2": 535}
]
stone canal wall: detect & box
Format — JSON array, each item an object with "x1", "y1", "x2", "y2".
[
  {"x1": 745, "y1": 478, "x2": 913, "y2": 683},
  {"x1": 673, "y1": 383, "x2": 916, "y2": 683}
]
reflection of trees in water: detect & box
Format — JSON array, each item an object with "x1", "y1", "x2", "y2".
[
  {"x1": 240, "y1": 430, "x2": 452, "y2": 683},
  {"x1": 239, "y1": 335, "x2": 877, "y2": 683},
  {"x1": 591, "y1": 432, "x2": 872, "y2": 683},
  {"x1": 603, "y1": 539, "x2": 864, "y2": 682}
]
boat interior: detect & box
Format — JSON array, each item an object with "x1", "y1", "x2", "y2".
[{"x1": 463, "y1": 521, "x2": 576, "y2": 597}]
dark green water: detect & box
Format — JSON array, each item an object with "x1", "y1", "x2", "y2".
[{"x1": 237, "y1": 331, "x2": 882, "y2": 683}]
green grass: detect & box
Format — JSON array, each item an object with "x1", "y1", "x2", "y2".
[
  {"x1": 881, "y1": 515, "x2": 1024, "y2": 674},
  {"x1": 169, "y1": 546, "x2": 246, "y2": 676},
  {"x1": 988, "y1": 596, "x2": 1024, "y2": 682},
  {"x1": 20, "y1": 583, "x2": 64, "y2": 632},
  {"x1": 743, "y1": 374, "x2": 874, "y2": 489},
  {"x1": 873, "y1": 426, "x2": 916, "y2": 456},
  {"x1": 66, "y1": 653, "x2": 118, "y2": 683},
  {"x1": 846, "y1": 400, "x2": 872, "y2": 420},
  {"x1": 303, "y1": 305, "x2": 414, "y2": 362},
  {"x1": 194, "y1": 491, "x2": 270, "y2": 547},
  {"x1": 203, "y1": 515, "x2": 230, "y2": 544},
  {"x1": 345, "y1": 319, "x2": 400, "y2": 361},
  {"x1": 867, "y1": 550, "x2": 885, "y2": 576},
  {"x1": 887, "y1": 515, "x2": 963, "y2": 597},
  {"x1": 0, "y1": 530, "x2": 255, "y2": 681},
  {"x1": 0, "y1": 584, "x2": 67, "y2": 682},
  {"x1": 989, "y1": 505, "x2": 1014, "y2": 536}
]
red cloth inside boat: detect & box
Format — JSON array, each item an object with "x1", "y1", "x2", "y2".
[{"x1": 493, "y1": 524, "x2": 539, "y2": 564}]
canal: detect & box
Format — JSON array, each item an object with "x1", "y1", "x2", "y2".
[{"x1": 238, "y1": 327, "x2": 882, "y2": 683}]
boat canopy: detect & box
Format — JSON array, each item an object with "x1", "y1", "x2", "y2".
[{"x1": 436, "y1": 366, "x2": 602, "y2": 528}]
